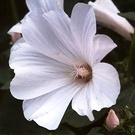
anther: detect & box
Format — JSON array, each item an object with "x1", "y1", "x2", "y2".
[{"x1": 74, "y1": 64, "x2": 92, "y2": 81}]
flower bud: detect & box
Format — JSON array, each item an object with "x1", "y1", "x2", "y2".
[
  {"x1": 105, "y1": 109, "x2": 119, "y2": 130},
  {"x1": 11, "y1": 32, "x2": 21, "y2": 42}
]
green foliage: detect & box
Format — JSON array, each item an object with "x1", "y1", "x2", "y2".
[
  {"x1": 127, "y1": 33, "x2": 135, "y2": 79},
  {"x1": 86, "y1": 107, "x2": 135, "y2": 135},
  {"x1": 87, "y1": 127, "x2": 102, "y2": 135},
  {"x1": 115, "y1": 85, "x2": 135, "y2": 109},
  {"x1": 53, "y1": 126, "x2": 76, "y2": 135},
  {"x1": 86, "y1": 85, "x2": 135, "y2": 135},
  {"x1": 119, "y1": 12, "x2": 135, "y2": 22},
  {"x1": 62, "y1": 105, "x2": 91, "y2": 128}
]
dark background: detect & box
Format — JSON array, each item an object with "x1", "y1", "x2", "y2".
[{"x1": 0, "y1": 0, "x2": 135, "y2": 134}]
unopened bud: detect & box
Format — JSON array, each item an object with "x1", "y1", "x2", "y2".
[
  {"x1": 11, "y1": 32, "x2": 21, "y2": 42},
  {"x1": 105, "y1": 109, "x2": 119, "y2": 130}
]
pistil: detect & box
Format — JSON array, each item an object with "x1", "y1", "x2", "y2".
[{"x1": 72, "y1": 64, "x2": 92, "y2": 82}]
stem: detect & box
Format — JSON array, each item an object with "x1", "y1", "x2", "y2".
[
  {"x1": 127, "y1": 31, "x2": 135, "y2": 79},
  {"x1": 10, "y1": 0, "x2": 19, "y2": 23}
]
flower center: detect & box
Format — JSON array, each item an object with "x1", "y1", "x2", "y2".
[{"x1": 73, "y1": 64, "x2": 92, "y2": 82}]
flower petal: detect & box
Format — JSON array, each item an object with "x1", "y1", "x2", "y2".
[
  {"x1": 9, "y1": 38, "x2": 72, "y2": 71},
  {"x1": 23, "y1": 83, "x2": 82, "y2": 130},
  {"x1": 91, "y1": 62, "x2": 120, "y2": 110},
  {"x1": 26, "y1": 0, "x2": 64, "y2": 12},
  {"x1": 88, "y1": 34, "x2": 117, "y2": 65},
  {"x1": 72, "y1": 83, "x2": 95, "y2": 121},
  {"x1": 8, "y1": 22, "x2": 22, "y2": 36},
  {"x1": 89, "y1": 0, "x2": 119, "y2": 13},
  {"x1": 43, "y1": 10, "x2": 84, "y2": 63},
  {"x1": 71, "y1": 3, "x2": 96, "y2": 60},
  {"x1": 72, "y1": 63, "x2": 120, "y2": 120},
  {"x1": 9, "y1": 39, "x2": 73, "y2": 100},
  {"x1": 22, "y1": 9, "x2": 76, "y2": 65},
  {"x1": 7, "y1": 14, "x2": 29, "y2": 35},
  {"x1": 89, "y1": 0, "x2": 134, "y2": 40}
]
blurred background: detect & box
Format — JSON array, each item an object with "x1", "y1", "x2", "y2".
[{"x1": 0, "y1": 0, "x2": 135, "y2": 134}]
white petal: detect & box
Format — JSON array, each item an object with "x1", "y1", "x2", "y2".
[
  {"x1": 43, "y1": 10, "x2": 83, "y2": 63},
  {"x1": 9, "y1": 39, "x2": 73, "y2": 99},
  {"x1": 8, "y1": 22, "x2": 22, "y2": 36},
  {"x1": 72, "y1": 84, "x2": 95, "y2": 121},
  {"x1": 26, "y1": 0, "x2": 64, "y2": 12},
  {"x1": 22, "y1": 9, "x2": 75, "y2": 65},
  {"x1": 88, "y1": 34, "x2": 117, "y2": 65},
  {"x1": 89, "y1": 0, "x2": 120, "y2": 13},
  {"x1": 9, "y1": 38, "x2": 72, "y2": 71},
  {"x1": 92, "y1": 62, "x2": 120, "y2": 110},
  {"x1": 89, "y1": 0, "x2": 134, "y2": 40},
  {"x1": 7, "y1": 13, "x2": 29, "y2": 35},
  {"x1": 71, "y1": 3, "x2": 96, "y2": 61},
  {"x1": 23, "y1": 83, "x2": 82, "y2": 130},
  {"x1": 72, "y1": 63, "x2": 120, "y2": 120}
]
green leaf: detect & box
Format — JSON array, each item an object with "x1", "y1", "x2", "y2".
[
  {"x1": 62, "y1": 105, "x2": 91, "y2": 128},
  {"x1": 115, "y1": 85, "x2": 135, "y2": 109},
  {"x1": 0, "y1": 66, "x2": 11, "y2": 84},
  {"x1": 119, "y1": 12, "x2": 135, "y2": 22},
  {"x1": 1, "y1": 80, "x2": 10, "y2": 90},
  {"x1": 93, "y1": 108, "x2": 108, "y2": 123},
  {"x1": 127, "y1": 32, "x2": 135, "y2": 78},
  {"x1": 54, "y1": 126, "x2": 75, "y2": 135},
  {"x1": 87, "y1": 127, "x2": 102, "y2": 135}
]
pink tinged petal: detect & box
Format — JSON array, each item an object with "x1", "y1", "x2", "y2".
[
  {"x1": 26, "y1": 0, "x2": 64, "y2": 12},
  {"x1": 8, "y1": 22, "x2": 22, "y2": 42},
  {"x1": 71, "y1": 3, "x2": 96, "y2": 61},
  {"x1": 9, "y1": 39, "x2": 73, "y2": 100},
  {"x1": 106, "y1": 109, "x2": 119, "y2": 130},
  {"x1": 72, "y1": 63, "x2": 120, "y2": 121},
  {"x1": 11, "y1": 33, "x2": 21, "y2": 43},
  {"x1": 7, "y1": 12, "x2": 30, "y2": 34},
  {"x1": 89, "y1": 0, "x2": 134, "y2": 40},
  {"x1": 22, "y1": 9, "x2": 75, "y2": 65},
  {"x1": 23, "y1": 83, "x2": 82, "y2": 130},
  {"x1": 8, "y1": 22, "x2": 22, "y2": 35},
  {"x1": 89, "y1": 34, "x2": 117, "y2": 65}
]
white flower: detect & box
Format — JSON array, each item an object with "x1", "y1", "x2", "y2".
[
  {"x1": 88, "y1": 0, "x2": 134, "y2": 40},
  {"x1": 9, "y1": 3, "x2": 120, "y2": 130},
  {"x1": 8, "y1": 0, "x2": 64, "y2": 38}
]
